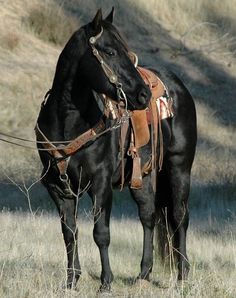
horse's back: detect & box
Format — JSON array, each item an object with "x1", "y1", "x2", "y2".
[{"x1": 152, "y1": 67, "x2": 197, "y2": 163}]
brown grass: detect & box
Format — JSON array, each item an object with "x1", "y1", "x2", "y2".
[
  {"x1": 0, "y1": 212, "x2": 235, "y2": 297},
  {"x1": 24, "y1": 1, "x2": 79, "y2": 46},
  {"x1": 0, "y1": 32, "x2": 20, "y2": 50}
]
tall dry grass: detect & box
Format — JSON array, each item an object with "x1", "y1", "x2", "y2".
[
  {"x1": 134, "y1": 0, "x2": 236, "y2": 52},
  {"x1": 24, "y1": 1, "x2": 79, "y2": 45},
  {"x1": 0, "y1": 211, "x2": 235, "y2": 297}
]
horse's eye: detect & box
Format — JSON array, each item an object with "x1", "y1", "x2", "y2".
[{"x1": 104, "y1": 49, "x2": 116, "y2": 56}]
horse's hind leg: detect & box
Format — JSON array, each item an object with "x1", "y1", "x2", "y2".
[
  {"x1": 46, "y1": 186, "x2": 81, "y2": 288},
  {"x1": 130, "y1": 176, "x2": 155, "y2": 281},
  {"x1": 164, "y1": 161, "x2": 191, "y2": 280}
]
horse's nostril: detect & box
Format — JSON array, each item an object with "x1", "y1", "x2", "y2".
[{"x1": 138, "y1": 89, "x2": 149, "y2": 105}]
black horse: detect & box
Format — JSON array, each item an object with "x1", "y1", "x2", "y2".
[{"x1": 36, "y1": 9, "x2": 197, "y2": 292}]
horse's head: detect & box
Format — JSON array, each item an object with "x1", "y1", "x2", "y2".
[{"x1": 77, "y1": 8, "x2": 151, "y2": 110}]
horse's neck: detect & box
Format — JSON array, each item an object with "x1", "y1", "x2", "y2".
[
  {"x1": 37, "y1": 95, "x2": 63, "y2": 141},
  {"x1": 38, "y1": 84, "x2": 102, "y2": 141}
]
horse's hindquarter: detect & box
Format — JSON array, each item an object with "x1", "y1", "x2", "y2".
[{"x1": 154, "y1": 69, "x2": 197, "y2": 165}]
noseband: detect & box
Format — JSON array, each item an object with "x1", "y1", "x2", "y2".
[{"x1": 89, "y1": 27, "x2": 128, "y2": 112}]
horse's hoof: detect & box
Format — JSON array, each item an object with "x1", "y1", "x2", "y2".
[
  {"x1": 177, "y1": 271, "x2": 189, "y2": 281},
  {"x1": 97, "y1": 283, "x2": 112, "y2": 295},
  {"x1": 133, "y1": 278, "x2": 151, "y2": 288}
]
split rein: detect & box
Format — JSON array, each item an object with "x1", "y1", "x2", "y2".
[
  {"x1": 0, "y1": 26, "x2": 131, "y2": 152},
  {"x1": 0, "y1": 121, "x2": 120, "y2": 151}
]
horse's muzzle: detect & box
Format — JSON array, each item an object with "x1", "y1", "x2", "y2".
[{"x1": 137, "y1": 86, "x2": 152, "y2": 108}]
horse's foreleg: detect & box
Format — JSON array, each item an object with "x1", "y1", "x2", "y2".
[
  {"x1": 130, "y1": 177, "x2": 155, "y2": 281},
  {"x1": 60, "y1": 199, "x2": 81, "y2": 288},
  {"x1": 47, "y1": 187, "x2": 81, "y2": 288},
  {"x1": 90, "y1": 187, "x2": 113, "y2": 292}
]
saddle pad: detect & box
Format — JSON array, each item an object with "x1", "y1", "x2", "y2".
[{"x1": 146, "y1": 96, "x2": 174, "y2": 124}]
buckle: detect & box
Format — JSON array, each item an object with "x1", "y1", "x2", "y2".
[{"x1": 59, "y1": 173, "x2": 69, "y2": 182}]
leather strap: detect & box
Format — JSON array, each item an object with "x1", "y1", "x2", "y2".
[
  {"x1": 130, "y1": 155, "x2": 142, "y2": 189},
  {"x1": 150, "y1": 98, "x2": 159, "y2": 193},
  {"x1": 63, "y1": 119, "x2": 106, "y2": 156},
  {"x1": 120, "y1": 120, "x2": 129, "y2": 190},
  {"x1": 128, "y1": 130, "x2": 143, "y2": 189},
  {"x1": 35, "y1": 117, "x2": 106, "y2": 159}
]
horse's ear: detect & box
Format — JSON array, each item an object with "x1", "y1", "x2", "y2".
[
  {"x1": 105, "y1": 7, "x2": 114, "y2": 23},
  {"x1": 91, "y1": 9, "x2": 103, "y2": 30}
]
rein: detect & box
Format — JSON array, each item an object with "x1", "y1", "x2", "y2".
[
  {"x1": 35, "y1": 100, "x2": 125, "y2": 154},
  {"x1": 0, "y1": 106, "x2": 122, "y2": 151}
]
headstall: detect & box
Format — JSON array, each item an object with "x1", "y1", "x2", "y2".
[{"x1": 89, "y1": 27, "x2": 129, "y2": 116}]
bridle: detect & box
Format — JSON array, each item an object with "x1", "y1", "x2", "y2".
[{"x1": 89, "y1": 27, "x2": 129, "y2": 114}]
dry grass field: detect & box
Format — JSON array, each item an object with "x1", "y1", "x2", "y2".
[
  {"x1": 0, "y1": 0, "x2": 235, "y2": 297},
  {"x1": 0, "y1": 209, "x2": 235, "y2": 298}
]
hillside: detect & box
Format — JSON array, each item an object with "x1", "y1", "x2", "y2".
[{"x1": 0, "y1": 0, "x2": 235, "y2": 188}]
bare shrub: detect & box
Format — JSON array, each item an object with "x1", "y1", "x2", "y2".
[{"x1": 23, "y1": 1, "x2": 79, "y2": 46}]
